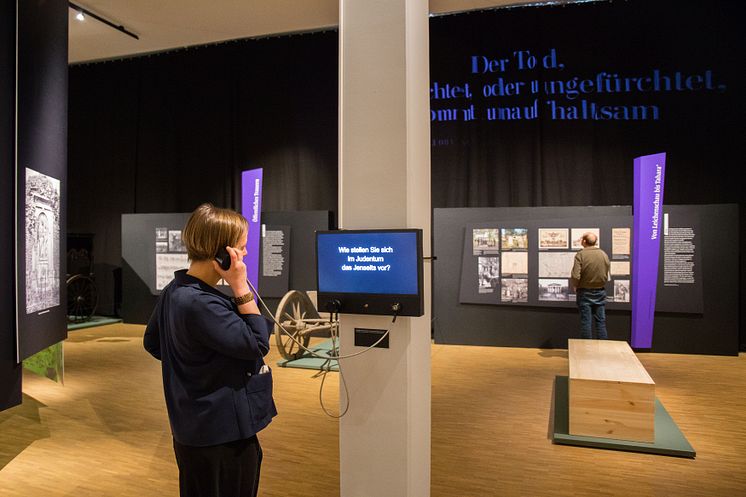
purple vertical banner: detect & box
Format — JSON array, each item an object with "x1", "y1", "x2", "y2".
[
  {"x1": 241, "y1": 168, "x2": 263, "y2": 289},
  {"x1": 631, "y1": 153, "x2": 666, "y2": 349}
]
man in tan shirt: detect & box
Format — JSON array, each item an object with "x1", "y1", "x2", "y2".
[{"x1": 569, "y1": 232, "x2": 610, "y2": 339}]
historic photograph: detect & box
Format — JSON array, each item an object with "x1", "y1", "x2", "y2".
[
  {"x1": 155, "y1": 241, "x2": 169, "y2": 253},
  {"x1": 538, "y1": 278, "x2": 570, "y2": 301},
  {"x1": 538, "y1": 228, "x2": 569, "y2": 249},
  {"x1": 501, "y1": 228, "x2": 528, "y2": 250},
  {"x1": 155, "y1": 227, "x2": 168, "y2": 241},
  {"x1": 571, "y1": 228, "x2": 600, "y2": 249},
  {"x1": 501, "y1": 251, "x2": 528, "y2": 276},
  {"x1": 168, "y1": 230, "x2": 187, "y2": 253},
  {"x1": 614, "y1": 279, "x2": 631, "y2": 302},
  {"x1": 25, "y1": 168, "x2": 61, "y2": 314},
  {"x1": 472, "y1": 228, "x2": 500, "y2": 255},
  {"x1": 501, "y1": 278, "x2": 528, "y2": 303},
  {"x1": 612, "y1": 227, "x2": 631, "y2": 256},
  {"x1": 610, "y1": 260, "x2": 631, "y2": 276},
  {"x1": 538, "y1": 251, "x2": 576, "y2": 278},
  {"x1": 477, "y1": 256, "x2": 500, "y2": 294}
]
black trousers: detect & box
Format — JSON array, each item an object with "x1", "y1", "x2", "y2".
[{"x1": 173, "y1": 436, "x2": 262, "y2": 497}]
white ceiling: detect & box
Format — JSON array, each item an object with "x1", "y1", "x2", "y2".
[{"x1": 68, "y1": 0, "x2": 546, "y2": 63}]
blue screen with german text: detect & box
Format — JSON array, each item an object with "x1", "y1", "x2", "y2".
[{"x1": 317, "y1": 231, "x2": 419, "y2": 295}]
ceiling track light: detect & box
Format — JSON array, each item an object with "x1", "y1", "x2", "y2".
[{"x1": 68, "y1": 1, "x2": 139, "y2": 40}]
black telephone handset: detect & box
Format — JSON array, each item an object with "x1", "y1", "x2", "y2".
[{"x1": 215, "y1": 246, "x2": 232, "y2": 271}]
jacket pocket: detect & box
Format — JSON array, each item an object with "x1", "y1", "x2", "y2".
[{"x1": 245, "y1": 368, "x2": 275, "y2": 424}]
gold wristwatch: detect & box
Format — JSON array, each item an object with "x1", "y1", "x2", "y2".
[{"x1": 233, "y1": 292, "x2": 254, "y2": 305}]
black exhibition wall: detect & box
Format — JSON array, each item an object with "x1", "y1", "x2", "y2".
[
  {"x1": 68, "y1": 0, "x2": 744, "y2": 347},
  {"x1": 0, "y1": 0, "x2": 21, "y2": 411},
  {"x1": 434, "y1": 205, "x2": 738, "y2": 355},
  {"x1": 1, "y1": 0, "x2": 68, "y2": 411},
  {"x1": 16, "y1": 0, "x2": 69, "y2": 361}
]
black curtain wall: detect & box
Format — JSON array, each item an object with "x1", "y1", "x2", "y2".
[
  {"x1": 68, "y1": 32, "x2": 338, "y2": 315},
  {"x1": 429, "y1": 2, "x2": 745, "y2": 209},
  {"x1": 68, "y1": 0, "x2": 744, "y2": 347}
]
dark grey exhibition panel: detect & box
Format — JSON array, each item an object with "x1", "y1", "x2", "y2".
[
  {"x1": 459, "y1": 212, "x2": 703, "y2": 314},
  {"x1": 15, "y1": 0, "x2": 68, "y2": 361},
  {"x1": 655, "y1": 205, "x2": 704, "y2": 316},
  {"x1": 651, "y1": 204, "x2": 738, "y2": 355},
  {"x1": 459, "y1": 214, "x2": 634, "y2": 311},
  {"x1": 121, "y1": 211, "x2": 331, "y2": 324},
  {"x1": 121, "y1": 213, "x2": 191, "y2": 324},
  {"x1": 0, "y1": 0, "x2": 21, "y2": 411},
  {"x1": 258, "y1": 225, "x2": 291, "y2": 298},
  {"x1": 433, "y1": 205, "x2": 738, "y2": 355},
  {"x1": 262, "y1": 211, "x2": 333, "y2": 292},
  {"x1": 250, "y1": 211, "x2": 332, "y2": 315}
]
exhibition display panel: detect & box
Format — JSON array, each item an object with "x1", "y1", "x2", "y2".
[
  {"x1": 434, "y1": 204, "x2": 738, "y2": 355},
  {"x1": 14, "y1": 0, "x2": 68, "y2": 363},
  {"x1": 121, "y1": 211, "x2": 332, "y2": 323}
]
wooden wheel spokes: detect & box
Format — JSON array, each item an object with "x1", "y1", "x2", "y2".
[{"x1": 274, "y1": 290, "x2": 338, "y2": 360}]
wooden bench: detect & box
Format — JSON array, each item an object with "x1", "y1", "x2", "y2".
[{"x1": 568, "y1": 339, "x2": 655, "y2": 443}]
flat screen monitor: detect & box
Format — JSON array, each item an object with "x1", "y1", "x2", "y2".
[{"x1": 316, "y1": 229, "x2": 424, "y2": 317}]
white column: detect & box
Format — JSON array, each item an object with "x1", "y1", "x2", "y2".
[{"x1": 338, "y1": 0, "x2": 431, "y2": 496}]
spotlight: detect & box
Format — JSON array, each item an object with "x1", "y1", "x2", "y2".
[{"x1": 68, "y1": 2, "x2": 139, "y2": 39}]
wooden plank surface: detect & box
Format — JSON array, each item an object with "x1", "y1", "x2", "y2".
[
  {"x1": 569, "y1": 339, "x2": 654, "y2": 384},
  {"x1": 570, "y1": 379, "x2": 655, "y2": 441}
]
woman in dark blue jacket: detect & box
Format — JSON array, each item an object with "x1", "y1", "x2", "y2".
[{"x1": 144, "y1": 203, "x2": 276, "y2": 497}]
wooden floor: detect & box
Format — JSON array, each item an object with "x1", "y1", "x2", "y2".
[{"x1": 1, "y1": 323, "x2": 745, "y2": 496}]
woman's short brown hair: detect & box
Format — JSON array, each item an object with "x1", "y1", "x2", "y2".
[{"x1": 182, "y1": 203, "x2": 248, "y2": 261}]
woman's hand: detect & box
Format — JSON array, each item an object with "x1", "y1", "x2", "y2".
[{"x1": 212, "y1": 245, "x2": 251, "y2": 295}]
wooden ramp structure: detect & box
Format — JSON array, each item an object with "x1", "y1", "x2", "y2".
[{"x1": 568, "y1": 339, "x2": 655, "y2": 442}]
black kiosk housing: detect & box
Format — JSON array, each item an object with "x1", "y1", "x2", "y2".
[{"x1": 315, "y1": 229, "x2": 424, "y2": 317}]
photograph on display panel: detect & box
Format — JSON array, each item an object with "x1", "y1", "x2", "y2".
[
  {"x1": 473, "y1": 228, "x2": 499, "y2": 255},
  {"x1": 610, "y1": 260, "x2": 631, "y2": 276},
  {"x1": 571, "y1": 228, "x2": 600, "y2": 249},
  {"x1": 614, "y1": 279, "x2": 631, "y2": 303},
  {"x1": 538, "y1": 278, "x2": 571, "y2": 301},
  {"x1": 501, "y1": 251, "x2": 528, "y2": 276},
  {"x1": 168, "y1": 230, "x2": 187, "y2": 253},
  {"x1": 25, "y1": 168, "x2": 61, "y2": 314},
  {"x1": 612, "y1": 227, "x2": 631, "y2": 256},
  {"x1": 501, "y1": 228, "x2": 528, "y2": 250},
  {"x1": 156, "y1": 253, "x2": 189, "y2": 290},
  {"x1": 538, "y1": 251, "x2": 576, "y2": 278},
  {"x1": 538, "y1": 228, "x2": 569, "y2": 249},
  {"x1": 478, "y1": 256, "x2": 499, "y2": 293},
  {"x1": 501, "y1": 278, "x2": 528, "y2": 303}
]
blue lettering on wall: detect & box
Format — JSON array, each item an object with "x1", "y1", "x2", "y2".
[{"x1": 431, "y1": 48, "x2": 725, "y2": 124}]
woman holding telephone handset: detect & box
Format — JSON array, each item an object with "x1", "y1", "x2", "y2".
[{"x1": 144, "y1": 203, "x2": 276, "y2": 497}]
